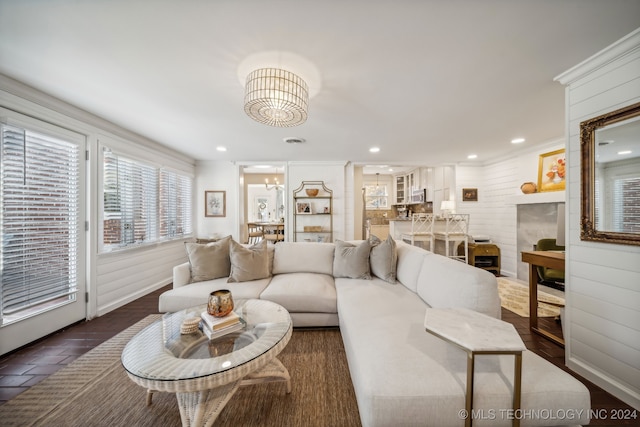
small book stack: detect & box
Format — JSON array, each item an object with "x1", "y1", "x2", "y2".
[{"x1": 200, "y1": 310, "x2": 244, "y2": 340}]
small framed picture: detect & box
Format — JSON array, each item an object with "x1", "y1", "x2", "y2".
[
  {"x1": 462, "y1": 188, "x2": 478, "y2": 202},
  {"x1": 296, "y1": 202, "x2": 311, "y2": 214},
  {"x1": 205, "y1": 191, "x2": 226, "y2": 217}
]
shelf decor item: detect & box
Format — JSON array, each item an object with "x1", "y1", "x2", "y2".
[
  {"x1": 520, "y1": 182, "x2": 537, "y2": 194},
  {"x1": 305, "y1": 188, "x2": 319, "y2": 197}
]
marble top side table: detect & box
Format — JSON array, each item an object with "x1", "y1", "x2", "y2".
[{"x1": 424, "y1": 308, "x2": 526, "y2": 427}]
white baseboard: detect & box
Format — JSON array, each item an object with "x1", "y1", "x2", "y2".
[{"x1": 95, "y1": 278, "x2": 171, "y2": 318}]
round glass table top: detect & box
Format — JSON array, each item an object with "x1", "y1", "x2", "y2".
[{"x1": 121, "y1": 299, "x2": 291, "y2": 382}]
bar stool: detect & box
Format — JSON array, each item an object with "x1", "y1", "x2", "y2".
[
  {"x1": 433, "y1": 214, "x2": 469, "y2": 263},
  {"x1": 401, "y1": 213, "x2": 435, "y2": 251}
]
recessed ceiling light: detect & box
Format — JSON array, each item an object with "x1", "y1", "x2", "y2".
[
  {"x1": 369, "y1": 147, "x2": 380, "y2": 153},
  {"x1": 467, "y1": 154, "x2": 478, "y2": 159},
  {"x1": 618, "y1": 150, "x2": 632, "y2": 155},
  {"x1": 388, "y1": 168, "x2": 394, "y2": 172},
  {"x1": 216, "y1": 146, "x2": 227, "y2": 152},
  {"x1": 511, "y1": 138, "x2": 525, "y2": 144}
]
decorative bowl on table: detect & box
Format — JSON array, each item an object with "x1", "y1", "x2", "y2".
[{"x1": 305, "y1": 189, "x2": 319, "y2": 197}]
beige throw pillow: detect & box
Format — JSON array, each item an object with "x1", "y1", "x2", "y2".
[
  {"x1": 228, "y1": 239, "x2": 271, "y2": 282},
  {"x1": 184, "y1": 235, "x2": 231, "y2": 282},
  {"x1": 333, "y1": 239, "x2": 372, "y2": 279},
  {"x1": 369, "y1": 234, "x2": 398, "y2": 284}
]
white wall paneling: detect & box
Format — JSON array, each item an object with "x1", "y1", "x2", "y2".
[
  {"x1": 555, "y1": 28, "x2": 640, "y2": 409},
  {"x1": 195, "y1": 161, "x2": 238, "y2": 241}
]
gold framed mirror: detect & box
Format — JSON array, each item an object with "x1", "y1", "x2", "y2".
[{"x1": 580, "y1": 101, "x2": 640, "y2": 246}]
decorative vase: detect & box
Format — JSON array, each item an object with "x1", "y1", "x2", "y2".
[
  {"x1": 520, "y1": 182, "x2": 537, "y2": 194},
  {"x1": 207, "y1": 289, "x2": 234, "y2": 317}
]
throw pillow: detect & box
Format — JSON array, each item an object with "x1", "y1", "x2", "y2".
[
  {"x1": 228, "y1": 239, "x2": 271, "y2": 282},
  {"x1": 369, "y1": 234, "x2": 398, "y2": 284},
  {"x1": 333, "y1": 239, "x2": 372, "y2": 279},
  {"x1": 184, "y1": 235, "x2": 231, "y2": 282}
]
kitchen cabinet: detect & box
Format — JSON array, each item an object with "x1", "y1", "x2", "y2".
[{"x1": 394, "y1": 169, "x2": 419, "y2": 204}]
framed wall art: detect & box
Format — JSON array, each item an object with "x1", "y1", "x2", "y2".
[
  {"x1": 205, "y1": 190, "x2": 226, "y2": 217},
  {"x1": 537, "y1": 149, "x2": 566, "y2": 192},
  {"x1": 462, "y1": 188, "x2": 478, "y2": 201}
]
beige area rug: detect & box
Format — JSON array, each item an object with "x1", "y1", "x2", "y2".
[
  {"x1": 0, "y1": 316, "x2": 361, "y2": 427},
  {"x1": 497, "y1": 277, "x2": 565, "y2": 318}
]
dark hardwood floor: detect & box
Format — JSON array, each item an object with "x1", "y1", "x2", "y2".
[{"x1": 0, "y1": 285, "x2": 637, "y2": 425}]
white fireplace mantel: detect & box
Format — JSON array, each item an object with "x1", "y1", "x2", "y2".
[{"x1": 508, "y1": 191, "x2": 565, "y2": 205}]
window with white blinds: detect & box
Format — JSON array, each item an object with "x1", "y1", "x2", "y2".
[
  {"x1": 102, "y1": 148, "x2": 192, "y2": 251},
  {"x1": 1, "y1": 123, "x2": 80, "y2": 322}
]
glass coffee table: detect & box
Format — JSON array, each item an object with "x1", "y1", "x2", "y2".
[{"x1": 121, "y1": 299, "x2": 292, "y2": 427}]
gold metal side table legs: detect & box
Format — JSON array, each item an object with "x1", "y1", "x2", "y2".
[{"x1": 465, "y1": 350, "x2": 522, "y2": 427}]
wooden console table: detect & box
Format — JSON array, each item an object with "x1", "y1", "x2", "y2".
[{"x1": 521, "y1": 251, "x2": 565, "y2": 347}]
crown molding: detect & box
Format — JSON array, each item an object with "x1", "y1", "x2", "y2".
[{"x1": 554, "y1": 28, "x2": 640, "y2": 85}]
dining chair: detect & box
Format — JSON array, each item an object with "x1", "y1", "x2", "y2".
[
  {"x1": 247, "y1": 223, "x2": 264, "y2": 244},
  {"x1": 264, "y1": 223, "x2": 285, "y2": 243},
  {"x1": 401, "y1": 213, "x2": 434, "y2": 251},
  {"x1": 433, "y1": 214, "x2": 469, "y2": 263}
]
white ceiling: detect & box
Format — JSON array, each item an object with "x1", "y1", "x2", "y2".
[{"x1": 1, "y1": 0, "x2": 639, "y2": 167}]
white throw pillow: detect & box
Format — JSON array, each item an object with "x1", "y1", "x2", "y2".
[{"x1": 333, "y1": 240, "x2": 372, "y2": 279}]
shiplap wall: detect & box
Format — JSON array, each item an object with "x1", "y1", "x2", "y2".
[
  {"x1": 95, "y1": 241, "x2": 189, "y2": 316},
  {"x1": 556, "y1": 29, "x2": 640, "y2": 409},
  {"x1": 456, "y1": 160, "x2": 519, "y2": 277}
]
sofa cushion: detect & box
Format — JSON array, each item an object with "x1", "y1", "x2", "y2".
[
  {"x1": 333, "y1": 239, "x2": 372, "y2": 279},
  {"x1": 369, "y1": 235, "x2": 397, "y2": 284},
  {"x1": 272, "y1": 242, "x2": 335, "y2": 275},
  {"x1": 260, "y1": 273, "x2": 337, "y2": 313},
  {"x1": 228, "y1": 239, "x2": 270, "y2": 282},
  {"x1": 416, "y1": 253, "x2": 501, "y2": 318},
  {"x1": 395, "y1": 240, "x2": 429, "y2": 292},
  {"x1": 158, "y1": 277, "x2": 270, "y2": 313},
  {"x1": 184, "y1": 236, "x2": 231, "y2": 282}
]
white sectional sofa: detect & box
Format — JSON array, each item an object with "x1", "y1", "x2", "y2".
[{"x1": 159, "y1": 237, "x2": 591, "y2": 426}]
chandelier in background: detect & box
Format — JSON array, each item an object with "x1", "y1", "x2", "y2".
[
  {"x1": 244, "y1": 68, "x2": 309, "y2": 127},
  {"x1": 265, "y1": 167, "x2": 284, "y2": 190}
]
